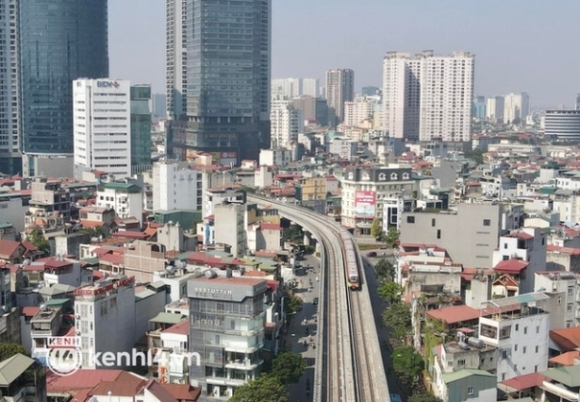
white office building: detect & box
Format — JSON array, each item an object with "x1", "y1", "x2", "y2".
[
  {"x1": 504, "y1": 92, "x2": 530, "y2": 125},
  {"x1": 382, "y1": 50, "x2": 474, "y2": 142},
  {"x1": 344, "y1": 96, "x2": 378, "y2": 127},
  {"x1": 152, "y1": 161, "x2": 203, "y2": 211},
  {"x1": 302, "y1": 78, "x2": 319, "y2": 97},
  {"x1": 271, "y1": 78, "x2": 301, "y2": 100},
  {"x1": 270, "y1": 100, "x2": 304, "y2": 149},
  {"x1": 73, "y1": 79, "x2": 131, "y2": 179}
]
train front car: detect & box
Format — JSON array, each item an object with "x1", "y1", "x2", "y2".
[{"x1": 343, "y1": 234, "x2": 360, "y2": 290}]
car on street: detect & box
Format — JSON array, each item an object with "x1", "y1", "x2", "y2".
[
  {"x1": 313, "y1": 297, "x2": 319, "y2": 305},
  {"x1": 366, "y1": 251, "x2": 377, "y2": 258}
]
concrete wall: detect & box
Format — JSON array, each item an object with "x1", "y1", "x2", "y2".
[{"x1": 401, "y1": 204, "x2": 501, "y2": 269}]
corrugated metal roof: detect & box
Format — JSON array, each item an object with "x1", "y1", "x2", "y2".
[
  {"x1": 442, "y1": 368, "x2": 495, "y2": 383},
  {"x1": 149, "y1": 312, "x2": 186, "y2": 324},
  {"x1": 541, "y1": 365, "x2": 580, "y2": 388},
  {"x1": 0, "y1": 354, "x2": 34, "y2": 385},
  {"x1": 488, "y1": 292, "x2": 550, "y2": 308}
]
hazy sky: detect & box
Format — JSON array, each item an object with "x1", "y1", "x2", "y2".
[{"x1": 109, "y1": 0, "x2": 580, "y2": 108}]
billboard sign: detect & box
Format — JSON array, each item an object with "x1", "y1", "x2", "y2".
[{"x1": 354, "y1": 191, "x2": 376, "y2": 219}]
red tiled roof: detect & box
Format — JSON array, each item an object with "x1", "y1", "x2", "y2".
[
  {"x1": 500, "y1": 372, "x2": 546, "y2": 391},
  {"x1": 163, "y1": 319, "x2": 189, "y2": 336},
  {"x1": 494, "y1": 259, "x2": 529, "y2": 273},
  {"x1": 245, "y1": 270, "x2": 267, "y2": 277},
  {"x1": 141, "y1": 380, "x2": 179, "y2": 402},
  {"x1": 46, "y1": 369, "x2": 124, "y2": 394},
  {"x1": 89, "y1": 371, "x2": 147, "y2": 397},
  {"x1": 185, "y1": 252, "x2": 244, "y2": 268},
  {"x1": 550, "y1": 327, "x2": 580, "y2": 351},
  {"x1": 100, "y1": 253, "x2": 124, "y2": 265},
  {"x1": 0, "y1": 240, "x2": 21, "y2": 257},
  {"x1": 259, "y1": 222, "x2": 281, "y2": 231},
  {"x1": 45, "y1": 259, "x2": 73, "y2": 269},
  {"x1": 160, "y1": 383, "x2": 201, "y2": 401},
  {"x1": 547, "y1": 245, "x2": 580, "y2": 255},
  {"x1": 549, "y1": 350, "x2": 580, "y2": 366},
  {"x1": 426, "y1": 305, "x2": 480, "y2": 325},
  {"x1": 505, "y1": 231, "x2": 533, "y2": 240},
  {"x1": 21, "y1": 306, "x2": 40, "y2": 317},
  {"x1": 112, "y1": 231, "x2": 147, "y2": 239},
  {"x1": 80, "y1": 220, "x2": 105, "y2": 228}
]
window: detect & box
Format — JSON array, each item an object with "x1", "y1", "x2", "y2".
[
  {"x1": 568, "y1": 303, "x2": 573, "y2": 312},
  {"x1": 502, "y1": 373, "x2": 506, "y2": 381},
  {"x1": 558, "y1": 297, "x2": 562, "y2": 305},
  {"x1": 437, "y1": 229, "x2": 441, "y2": 239},
  {"x1": 524, "y1": 327, "x2": 527, "y2": 334},
  {"x1": 568, "y1": 287, "x2": 574, "y2": 296},
  {"x1": 523, "y1": 346, "x2": 526, "y2": 354},
  {"x1": 514, "y1": 344, "x2": 518, "y2": 351},
  {"x1": 457, "y1": 359, "x2": 466, "y2": 366},
  {"x1": 467, "y1": 387, "x2": 474, "y2": 396},
  {"x1": 535, "y1": 346, "x2": 539, "y2": 353},
  {"x1": 483, "y1": 219, "x2": 491, "y2": 226},
  {"x1": 431, "y1": 218, "x2": 436, "y2": 227},
  {"x1": 535, "y1": 365, "x2": 538, "y2": 372},
  {"x1": 515, "y1": 324, "x2": 519, "y2": 331},
  {"x1": 504, "y1": 243, "x2": 508, "y2": 249},
  {"x1": 514, "y1": 364, "x2": 518, "y2": 371},
  {"x1": 406, "y1": 216, "x2": 415, "y2": 224}
]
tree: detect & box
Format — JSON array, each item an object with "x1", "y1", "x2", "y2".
[
  {"x1": 378, "y1": 282, "x2": 403, "y2": 304},
  {"x1": 371, "y1": 218, "x2": 383, "y2": 238},
  {"x1": 285, "y1": 294, "x2": 303, "y2": 315},
  {"x1": 229, "y1": 374, "x2": 287, "y2": 402},
  {"x1": 26, "y1": 231, "x2": 50, "y2": 256},
  {"x1": 81, "y1": 225, "x2": 104, "y2": 239},
  {"x1": 271, "y1": 352, "x2": 306, "y2": 385},
  {"x1": 383, "y1": 302, "x2": 412, "y2": 343},
  {"x1": 374, "y1": 257, "x2": 395, "y2": 282},
  {"x1": 0, "y1": 343, "x2": 28, "y2": 361},
  {"x1": 464, "y1": 149, "x2": 484, "y2": 165},
  {"x1": 408, "y1": 393, "x2": 443, "y2": 402},
  {"x1": 392, "y1": 346, "x2": 424, "y2": 388},
  {"x1": 383, "y1": 227, "x2": 400, "y2": 249}
]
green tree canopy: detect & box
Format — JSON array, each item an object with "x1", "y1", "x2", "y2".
[
  {"x1": 383, "y1": 302, "x2": 412, "y2": 342},
  {"x1": 374, "y1": 257, "x2": 395, "y2": 282},
  {"x1": 81, "y1": 225, "x2": 104, "y2": 239},
  {"x1": 392, "y1": 346, "x2": 424, "y2": 388},
  {"x1": 229, "y1": 374, "x2": 287, "y2": 402},
  {"x1": 0, "y1": 343, "x2": 28, "y2": 361},
  {"x1": 383, "y1": 227, "x2": 400, "y2": 249},
  {"x1": 371, "y1": 218, "x2": 383, "y2": 238},
  {"x1": 286, "y1": 294, "x2": 303, "y2": 315},
  {"x1": 26, "y1": 231, "x2": 50, "y2": 256},
  {"x1": 378, "y1": 282, "x2": 403, "y2": 304},
  {"x1": 408, "y1": 392, "x2": 443, "y2": 402},
  {"x1": 271, "y1": 352, "x2": 306, "y2": 385}
]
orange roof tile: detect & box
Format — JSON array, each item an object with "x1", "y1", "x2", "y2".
[
  {"x1": 426, "y1": 305, "x2": 480, "y2": 325},
  {"x1": 550, "y1": 327, "x2": 580, "y2": 351},
  {"x1": 549, "y1": 350, "x2": 580, "y2": 366}
]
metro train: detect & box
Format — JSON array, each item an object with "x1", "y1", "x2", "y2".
[{"x1": 340, "y1": 228, "x2": 360, "y2": 290}]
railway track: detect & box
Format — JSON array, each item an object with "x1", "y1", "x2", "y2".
[{"x1": 248, "y1": 195, "x2": 389, "y2": 402}]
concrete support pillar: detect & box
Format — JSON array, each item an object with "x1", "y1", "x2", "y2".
[{"x1": 303, "y1": 231, "x2": 311, "y2": 246}]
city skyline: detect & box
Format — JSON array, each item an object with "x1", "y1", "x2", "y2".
[{"x1": 110, "y1": 0, "x2": 580, "y2": 108}]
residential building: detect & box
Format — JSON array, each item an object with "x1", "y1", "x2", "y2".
[
  {"x1": 124, "y1": 241, "x2": 171, "y2": 283},
  {"x1": 153, "y1": 161, "x2": 202, "y2": 212},
  {"x1": 486, "y1": 96, "x2": 505, "y2": 122},
  {"x1": 270, "y1": 100, "x2": 304, "y2": 149},
  {"x1": 344, "y1": 96, "x2": 377, "y2": 127},
  {"x1": 0, "y1": 354, "x2": 46, "y2": 402},
  {"x1": 96, "y1": 182, "x2": 143, "y2": 226},
  {"x1": 438, "y1": 369, "x2": 497, "y2": 402},
  {"x1": 247, "y1": 222, "x2": 281, "y2": 252},
  {"x1": 546, "y1": 245, "x2": 580, "y2": 273},
  {"x1": 382, "y1": 50, "x2": 474, "y2": 142},
  {"x1": 166, "y1": 0, "x2": 271, "y2": 162},
  {"x1": 291, "y1": 96, "x2": 329, "y2": 126},
  {"x1": 40, "y1": 257, "x2": 92, "y2": 288},
  {"x1": 382, "y1": 52, "x2": 422, "y2": 140},
  {"x1": 20, "y1": 0, "x2": 108, "y2": 176},
  {"x1": 478, "y1": 293, "x2": 550, "y2": 382},
  {"x1": 259, "y1": 149, "x2": 291, "y2": 167},
  {"x1": 326, "y1": 69, "x2": 354, "y2": 124},
  {"x1": 214, "y1": 203, "x2": 246, "y2": 257},
  {"x1": 472, "y1": 96, "x2": 487, "y2": 119},
  {"x1": 504, "y1": 92, "x2": 530, "y2": 125},
  {"x1": 131, "y1": 84, "x2": 153, "y2": 174},
  {"x1": 544, "y1": 110, "x2": 580, "y2": 140},
  {"x1": 152, "y1": 93, "x2": 167, "y2": 121},
  {"x1": 0, "y1": 0, "x2": 20, "y2": 175},
  {"x1": 30, "y1": 306, "x2": 68, "y2": 365},
  {"x1": 492, "y1": 228, "x2": 547, "y2": 295},
  {"x1": 302, "y1": 78, "x2": 319, "y2": 97},
  {"x1": 188, "y1": 275, "x2": 269, "y2": 399},
  {"x1": 327, "y1": 137, "x2": 358, "y2": 160},
  {"x1": 73, "y1": 79, "x2": 132, "y2": 179},
  {"x1": 271, "y1": 78, "x2": 301, "y2": 99},
  {"x1": 534, "y1": 271, "x2": 579, "y2": 329},
  {"x1": 400, "y1": 203, "x2": 503, "y2": 269}
]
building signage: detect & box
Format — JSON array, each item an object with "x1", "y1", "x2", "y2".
[
  {"x1": 193, "y1": 287, "x2": 233, "y2": 299},
  {"x1": 97, "y1": 81, "x2": 120, "y2": 89},
  {"x1": 354, "y1": 191, "x2": 376, "y2": 219}
]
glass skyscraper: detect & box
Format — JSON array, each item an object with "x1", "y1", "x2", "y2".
[
  {"x1": 130, "y1": 85, "x2": 152, "y2": 174},
  {"x1": 19, "y1": 0, "x2": 108, "y2": 158},
  {"x1": 166, "y1": 0, "x2": 271, "y2": 163}
]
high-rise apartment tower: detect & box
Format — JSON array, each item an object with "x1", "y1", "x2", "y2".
[
  {"x1": 325, "y1": 69, "x2": 354, "y2": 125},
  {"x1": 382, "y1": 50, "x2": 474, "y2": 142}
]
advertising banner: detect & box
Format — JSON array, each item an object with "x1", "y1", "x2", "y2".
[{"x1": 354, "y1": 191, "x2": 376, "y2": 219}]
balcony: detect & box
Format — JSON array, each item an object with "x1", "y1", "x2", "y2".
[{"x1": 575, "y1": 308, "x2": 580, "y2": 319}]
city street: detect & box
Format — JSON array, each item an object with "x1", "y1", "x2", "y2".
[{"x1": 285, "y1": 253, "x2": 320, "y2": 402}]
